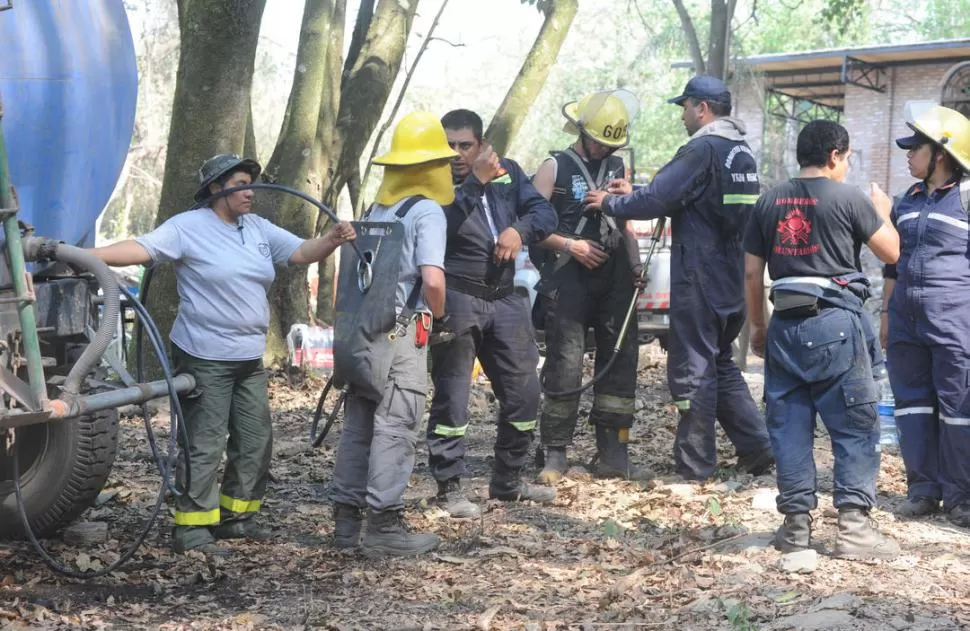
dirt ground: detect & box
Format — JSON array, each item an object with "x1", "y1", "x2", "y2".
[{"x1": 2, "y1": 343, "x2": 969, "y2": 630}]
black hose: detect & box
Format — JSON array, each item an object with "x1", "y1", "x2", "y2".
[
  {"x1": 133, "y1": 267, "x2": 190, "y2": 495},
  {"x1": 543, "y1": 217, "x2": 667, "y2": 399},
  {"x1": 197, "y1": 181, "x2": 367, "y2": 262},
  {"x1": 9, "y1": 284, "x2": 186, "y2": 578}
]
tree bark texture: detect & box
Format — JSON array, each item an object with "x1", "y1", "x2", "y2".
[
  {"x1": 261, "y1": 0, "x2": 337, "y2": 364},
  {"x1": 484, "y1": 0, "x2": 578, "y2": 157},
  {"x1": 314, "y1": 0, "x2": 419, "y2": 324},
  {"x1": 145, "y1": 0, "x2": 266, "y2": 376}
]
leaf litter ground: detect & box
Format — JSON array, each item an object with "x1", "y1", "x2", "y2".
[{"x1": 2, "y1": 344, "x2": 969, "y2": 630}]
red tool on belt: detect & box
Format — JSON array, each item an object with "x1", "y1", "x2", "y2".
[{"x1": 415, "y1": 313, "x2": 432, "y2": 347}]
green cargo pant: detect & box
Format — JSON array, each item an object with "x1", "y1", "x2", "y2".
[{"x1": 170, "y1": 345, "x2": 273, "y2": 550}]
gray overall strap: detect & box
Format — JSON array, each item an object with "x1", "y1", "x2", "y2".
[
  {"x1": 561, "y1": 147, "x2": 620, "y2": 233},
  {"x1": 960, "y1": 175, "x2": 970, "y2": 216},
  {"x1": 391, "y1": 196, "x2": 429, "y2": 338}
]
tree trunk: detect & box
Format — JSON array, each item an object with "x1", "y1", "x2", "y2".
[
  {"x1": 671, "y1": 0, "x2": 706, "y2": 75},
  {"x1": 705, "y1": 0, "x2": 737, "y2": 80},
  {"x1": 484, "y1": 0, "x2": 578, "y2": 156},
  {"x1": 144, "y1": 0, "x2": 266, "y2": 376},
  {"x1": 261, "y1": 0, "x2": 337, "y2": 366},
  {"x1": 314, "y1": 0, "x2": 420, "y2": 324}
]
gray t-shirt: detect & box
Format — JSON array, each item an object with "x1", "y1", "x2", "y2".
[
  {"x1": 137, "y1": 209, "x2": 304, "y2": 361},
  {"x1": 365, "y1": 198, "x2": 446, "y2": 313}
]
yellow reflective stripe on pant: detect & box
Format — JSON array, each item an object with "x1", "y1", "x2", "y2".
[
  {"x1": 508, "y1": 419, "x2": 537, "y2": 432},
  {"x1": 674, "y1": 399, "x2": 691, "y2": 411},
  {"x1": 592, "y1": 394, "x2": 636, "y2": 415},
  {"x1": 433, "y1": 423, "x2": 468, "y2": 437},
  {"x1": 220, "y1": 494, "x2": 262, "y2": 514},
  {"x1": 174, "y1": 508, "x2": 221, "y2": 526},
  {"x1": 723, "y1": 194, "x2": 759, "y2": 204}
]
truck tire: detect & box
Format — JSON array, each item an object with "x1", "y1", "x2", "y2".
[{"x1": 0, "y1": 409, "x2": 119, "y2": 538}]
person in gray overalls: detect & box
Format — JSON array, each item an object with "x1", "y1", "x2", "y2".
[{"x1": 329, "y1": 112, "x2": 453, "y2": 557}]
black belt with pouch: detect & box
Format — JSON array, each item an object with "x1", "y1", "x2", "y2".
[{"x1": 772, "y1": 290, "x2": 822, "y2": 319}]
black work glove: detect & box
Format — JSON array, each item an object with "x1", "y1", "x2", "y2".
[{"x1": 429, "y1": 315, "x2": 456, "y2": 346}]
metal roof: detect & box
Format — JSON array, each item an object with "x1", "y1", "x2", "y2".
[{"x1": 673, "y1": 39, "x2": 970, "y2": 111}]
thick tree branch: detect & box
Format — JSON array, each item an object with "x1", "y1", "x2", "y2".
[{"x1": 671, "y1": 0, "x2": 706, "y2": 75}]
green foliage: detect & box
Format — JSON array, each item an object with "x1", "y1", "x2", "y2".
[
  {"x1": 602, "y1": 518, "x2": 624, "y2": 538},
  {"x1": 706, "y1": 496, "x2": 723, "y2": 517},
  {"x1": 724, "y1": 599, "x2": 759, "y2": 631},
  {"x1": 817, "y1": 0, "x2": 867, "y2": 37}
]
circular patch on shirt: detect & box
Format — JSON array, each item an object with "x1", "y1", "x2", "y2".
[{"x1": 258, "y1": 242, "x2": 271, "y2": 258}]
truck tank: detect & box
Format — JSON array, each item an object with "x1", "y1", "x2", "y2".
[{"x1": 0, "y1": 0, "x2": 138, "y2": 537}]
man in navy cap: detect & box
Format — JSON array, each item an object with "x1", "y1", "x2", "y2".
[{"x1": 585, "y1": 75, "x2": 773, "y2": 481}]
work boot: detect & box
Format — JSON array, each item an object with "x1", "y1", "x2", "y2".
[
  {"x1": 897, "y1": 496, "x2": 939, "y2": 518},
  {"x1": 171, "y1": 526, "x2": 231, "y2": 557},
  {"x1": 435, "y1": 479, "x2": 482, "y2": 519},
  {"x1": 536, "y1": 446, "x2": 568, "y2": 485},
  {"x1": 212, "y1": 518, "x2": 272, "y2": 541},
  {"x1": 833, "y1": 506, "x2": 901, "y2": 560},
  {"x1": 737, "y1": 447, "x2": 775, "y2": 476},
  {"x1": 773, "y1": 513, "x2": 812, "y2": 553},
  {"x1": 591, "y1": 426, "x2": 654, "y2": 481},
  {"x1": 947, "y1": 504, "x2": 970, "y2": 528},
  {"x1": 361, "y1": 510, "x2": 439, "y2": 557},
  {"x1": 489, "y1": 477, "x2": 557, "y2": 504},
  {"x1": 332, "y1": 503, "x2": 363, "y2": 548}
]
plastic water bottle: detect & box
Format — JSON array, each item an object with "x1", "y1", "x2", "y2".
[{"x1": 877, "y1": 375, "x2": 898, "y2": 450}]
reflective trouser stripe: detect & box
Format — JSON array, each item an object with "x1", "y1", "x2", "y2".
[
  {"x1": 219, "y1": 494, "x2": 261, "y2": 514},
  {"x1": 895, "y1": 407, "x2": 934, "y2": 416},
  {"x1": 174, "y1": 508, "x2": 221, "y2": 526},
  {"x1": 433, "y1": 423, "x2": 468, "y2": 437},
  {"x1": 543, "y1": 397, "x2": 578, "y2": 420},
  {"x1": 673, "y1": 399, "x2": 691, "y2": 411},
  {"x1": 508, "y1": 420, "x2": 537, "y2": 432},
  {"x1": 723, "y1": 194, "x2": 759, "y2": 204},
  {"x1": 941, "y1": 414, "x2": 970, "y2": 426},
  {"x1": 593, "y1": 394, "x2": 636, "y2": 415}
]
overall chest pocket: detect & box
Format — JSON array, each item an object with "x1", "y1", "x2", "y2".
[{"x1": 795, "y1": 308, "x2": 855, "y2": 383}]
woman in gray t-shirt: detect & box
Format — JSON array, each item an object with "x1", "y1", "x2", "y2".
[{"x1": 90, "y1": 153, "x2": 355, "y2": 556}]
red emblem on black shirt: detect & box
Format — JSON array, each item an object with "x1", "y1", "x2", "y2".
[{"x1": 777, "y1": 208, "x2": 812, "y2": 246}]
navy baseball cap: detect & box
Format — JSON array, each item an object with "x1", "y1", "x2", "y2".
[
  {"x1": 895, "y1": 125, "x2": 932, "y2": 150},
  {"x1": 668, "y1": 75, "x2": 732, "y2": 106}
]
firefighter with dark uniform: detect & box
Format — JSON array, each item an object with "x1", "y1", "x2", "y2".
[
  {"x1": 532, "y1": 89, "x2": 650, "y2": 483},
  {"x1": 880, "y1": 105, "x2": 970, "y2": 528},
  {"x1": 586, "y1": 76, "x2": 773, "y2": 481},
  {"x1": 744, "y1": 119, "x2": 901, "y2": 559},
  {"x1": 427, "y1": 109, "x2": 558, "y2": 518}
]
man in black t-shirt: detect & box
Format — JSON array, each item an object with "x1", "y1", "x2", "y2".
[{"x1": 743, "y1": 120, "x2": 902, "y2": 560}]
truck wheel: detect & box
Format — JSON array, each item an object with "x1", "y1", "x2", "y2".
[{"x1": 0, "y1": 409, "x2": 119, "y2": 538}]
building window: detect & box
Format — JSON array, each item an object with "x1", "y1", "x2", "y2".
[{"x1": 941, "y1": 62, "x2": 970, "y2": 117}]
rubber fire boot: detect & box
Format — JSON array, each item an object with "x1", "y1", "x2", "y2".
[
  {"x1": 947, "y1": 503, "x2": 970, "y2": 528},
  {"x1": 172, "y1": 526, "x2": 231, "y2": 557},
  {"x1": 212, "y1": 518, "x2": 272, "y2": 541},
  {"x1": 736, "y1": 447, "x2": 776, "y2": 476},
  {"x1": 592, "y1": 426, "x2": 654, "y2": 481},
  {"x1": 490, "y1": 464, "x2": 557, "y2": 503},
  {"x1": 361, "y1": 510, "x2": 439, "y2": 557},
  {"x1": 833, "y1": 506, "x2": 901, "y2": 559},
  {"x1": 436, "y1": 479, "x2": 482, "y2": 519},
  {"x1": 897, "y1": 496, "x2": 939, "y2": 518},
  {"x1": 773, "y1": 513, "x2": 812, "y2": 553},
  {"x1": 332, "y1": 503, "x2": 363, "y2": 548},
  {"x1": 536, "y1": 447, "x2": 568, "y2": 485}
]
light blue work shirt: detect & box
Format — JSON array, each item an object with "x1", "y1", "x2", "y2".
[{"x1": 137, "y1": 208, "x2": 303, "y2": 361}]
